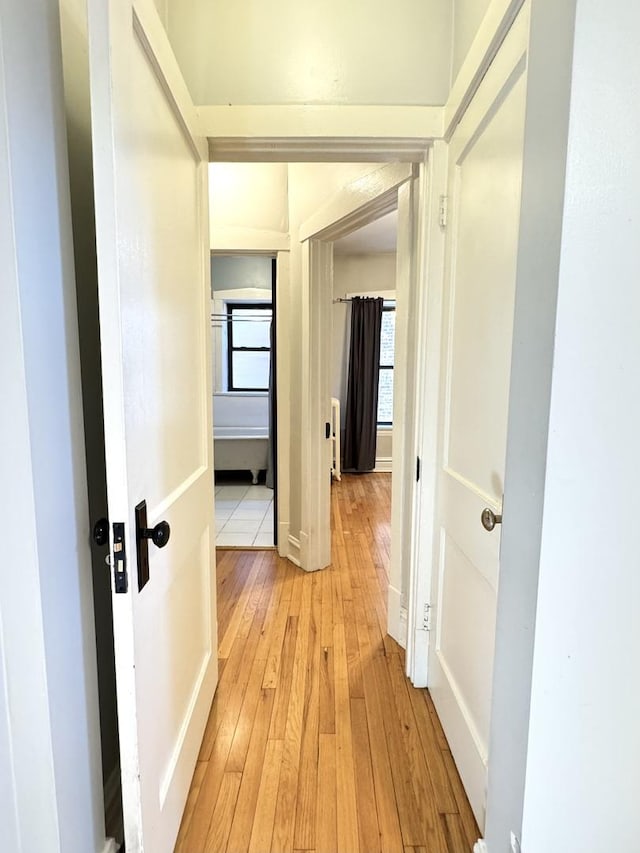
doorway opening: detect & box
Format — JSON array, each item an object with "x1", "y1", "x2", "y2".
[
  {"x1": 329, "y1": 209, "x2": 398, "y2": 575},
  {"x1": 211, "y1": 254, "x2": 278, "y2": 549}
]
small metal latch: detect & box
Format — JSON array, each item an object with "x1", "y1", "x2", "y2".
[{"x1": 112, "y1": 522, "x2": 128, "y2": 594}]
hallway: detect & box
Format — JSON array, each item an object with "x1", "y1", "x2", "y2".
[{"x1": 175, "y1": 473, "x2": 478, "y2": 852}]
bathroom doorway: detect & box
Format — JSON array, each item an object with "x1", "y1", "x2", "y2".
[{"x1": 211, "y1": 255, "x2": 277, "y2": 548}]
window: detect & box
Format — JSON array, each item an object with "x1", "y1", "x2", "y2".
[
  {"x1": 226, "y1": 302, "x2": 272, "y2": 391},
  {"x1": 377, "y1": 301, "x2": 396, "y2": 425}
]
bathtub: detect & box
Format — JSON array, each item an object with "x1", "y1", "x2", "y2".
[
  {"x1": 213, "y1": 393, "x2": 269, "y2": 484},
  {"x1": 213, "y1": 426, "x2": 269, "y2": 484}
]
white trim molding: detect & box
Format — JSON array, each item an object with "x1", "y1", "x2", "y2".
[
  {"x1": 287, "y1": 534, "x2": 301, "y2": 567},
  {"x1": 387, "y1": 585, "x2": 407, "y2": 648},
  {"x1": 474, "y1": 841, "x2": 488, "y2": 853},
  {"x1": 278, "y1": 522, "x2": 290, "y2": 559},
  {"x1": 199, "y1": 105, "x2": 443, "y2": 150},
  {"x1": 374, "y1": 457, "x2": 393, "y2": 473},
  {"x1": 101, "y1": 840, "x2": 118, "y2": 853},
  {"x1": 444, "y1": 0, "x2": 526, "y2": 139}
]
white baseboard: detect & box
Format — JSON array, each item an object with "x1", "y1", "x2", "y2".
[
  {"x1": 387, "y1": 584, "x2": 407, "y2": 648},
  {"x1": 374, "y1": 457, "x2": 393, "y2": 473},
  {"x1": 474, "y1": 841, "x2": 488, "y2": 853},
  {"x1": 101, "y1": 839, "x2": 118, "y2": 853},
  {"x1": 287, "y1": 534, "x2": 301, "y2": 567},
  {"x1": 278, "y1": 521, "x2": 289, "y2": 559}
]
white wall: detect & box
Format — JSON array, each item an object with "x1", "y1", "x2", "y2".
[
  {"x1": 0, "y1": 1, "x2": 104, "y2": 850},
  {"x1": 519, "y1": 2, "x2": 640, "y2": 850},
  {"x1": 165, "y1": 0, "x2": 452, "y2": 106},
  {"x1": 332, "y1": 253, "x2": 396, "y2": 468},
  {"x1": 209, "y1": 163, "x2": 288, "y2": 248}
]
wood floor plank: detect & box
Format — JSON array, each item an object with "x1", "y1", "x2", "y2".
[
  {"x1": 404, "y1": 682, "x2": 458, "y2": 814},
  {"x1": 248, "y1": 738, "x2": 284, "y2": 853},
  {"x1": 442, "y1": 749, "x2": 481, "y2": 851},
  {"x1": 370, "y1": 654, "x2": 432, "y2": 848},
  {"x1": 375, "y1": 654, "x2": 447, "y2": 851},
  {"x1": 387, "y1": 653, "x2": 457, "y2": 817},
  {"x1": 319, "y1": 644, "x2": 335, "y2": 734},
  {"x1": 316, "y1": 733, "x2": 337, "y2": 853},
  {"x1": 226, "y1": 653, "x2": 269, "y2": 772},
  {"x1": 334, "y1": 622, "x2": 360, "y2": 853},
  {"x1": 226, "y1": 686, "x2": 276, "y2": 853},
  {"x1": 293, "y1": 576, "x2": 322, "y2": 850},
  {"x1": 203, "y1": 771, "x2": 242, "y2": 853},
  {"x1": 350, "y1": 697, "x2": 381, "y2": 853},
  {"x1": 218, "y1": 554, "x2": 263, "y2": 658},
  {"x1": 174, "y1": 474, "x2": 478, "y2": 853},
  {"x1": 270, "y1": 578, "x2": 313, "y2": 852},
  {"x1": 441, "y1": 812, "x2": 474, "y2": 853},
  {"x1": 268, "y1": 613, "x2": 299, "y2": 740}
]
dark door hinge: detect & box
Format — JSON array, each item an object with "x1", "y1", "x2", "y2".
[{"x1": 416, "y1": 456, "x2": 421, "y2": 482}]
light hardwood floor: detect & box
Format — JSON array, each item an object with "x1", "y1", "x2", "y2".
[{"x1": 175, "y1": 473, "x2": 479, "y2": 852}]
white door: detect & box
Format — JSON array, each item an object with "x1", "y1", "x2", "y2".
[
  {"x1": 427, "y1": 6, "x2": 529, "y2": 830},
  {"x1": 87, "y1": 2, "x2": 217, "y2": 850}
]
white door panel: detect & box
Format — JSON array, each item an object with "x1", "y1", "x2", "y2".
[
  {"x1": 88, "y1": 1, "x2": 217, "y2": 850},
  {"x1": 429, "y1": 4, "x2": 529, "y2": 831}
]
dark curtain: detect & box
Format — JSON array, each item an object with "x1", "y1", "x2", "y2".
[
  {"x1": 266, "y1": 319, "x2": 276, "y2": 490},
  {"x1": 343, "y1": 297, "x2": 383, "y2": 472}
]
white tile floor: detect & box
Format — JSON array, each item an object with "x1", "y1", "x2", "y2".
[{"x1": 215, "y1": 483, "x2": 275, "y2": 547}]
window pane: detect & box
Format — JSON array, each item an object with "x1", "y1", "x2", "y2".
[
  {"x1": 380, "y1": 309, "x2": 395, "y2": 367},
  {"x1": 232, "y1": 351, "x2": 270, "y2": 389},
  {"x1": 377, "y1": 367, "x2": 394, "y2": 424},
  {"x1": 231, "y1": 307, "x2": 272, "y2": 348}
]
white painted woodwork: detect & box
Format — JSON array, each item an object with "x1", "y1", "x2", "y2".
[
  {"x1": 86, "y1": 1, "x2": 217, "y2": 850},
  {"x1": 388, "y1": 175, "x2": 422, "y2": 649},
  {"x1": 405, "y1": 139, "x2": 448, "y2": 685},
  {"x1": 201, "y1": 107, "x2": 443, "y2": 153},
  {"x1": 445, "y1": 0, "x2": 526, "y2": 139},
  {"x1": 300, "y1": 163, "x2": 412, "y2": 243},
  {"x1": 165, "y1": 0, "x2": 451, "y2": 106},
  {"x1": 452, "y1": 0, "x2": 493, "y2": 79},
  {"x1": 299, "y1": 239, "x2": 333, "y2": 571},
  {"x1": 428, "y1": 6, "x2": 529, "y2": 830},
  {"x1": 275, "y1": 251, "x2": 292, "y2": 560}
]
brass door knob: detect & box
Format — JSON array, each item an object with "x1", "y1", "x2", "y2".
[{"x1": 481, "y1": 508, "x2": 502, "y2": 531}]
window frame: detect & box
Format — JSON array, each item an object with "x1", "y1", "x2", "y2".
[
  {"x1": 226, "y1": 301, "x2": 272, "y2": 392},
  {"x1": 377, "y1": 301, "x2": 396, "y2": 427}
]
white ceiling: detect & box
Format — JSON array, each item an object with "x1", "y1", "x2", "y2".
[{"x1": 333, "y1": 209, "x2": 398, "y2": 255}]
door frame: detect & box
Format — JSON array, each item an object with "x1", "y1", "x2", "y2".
[{"x1": 297, "y1": 162, "x2": 431, "y2": 662}]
